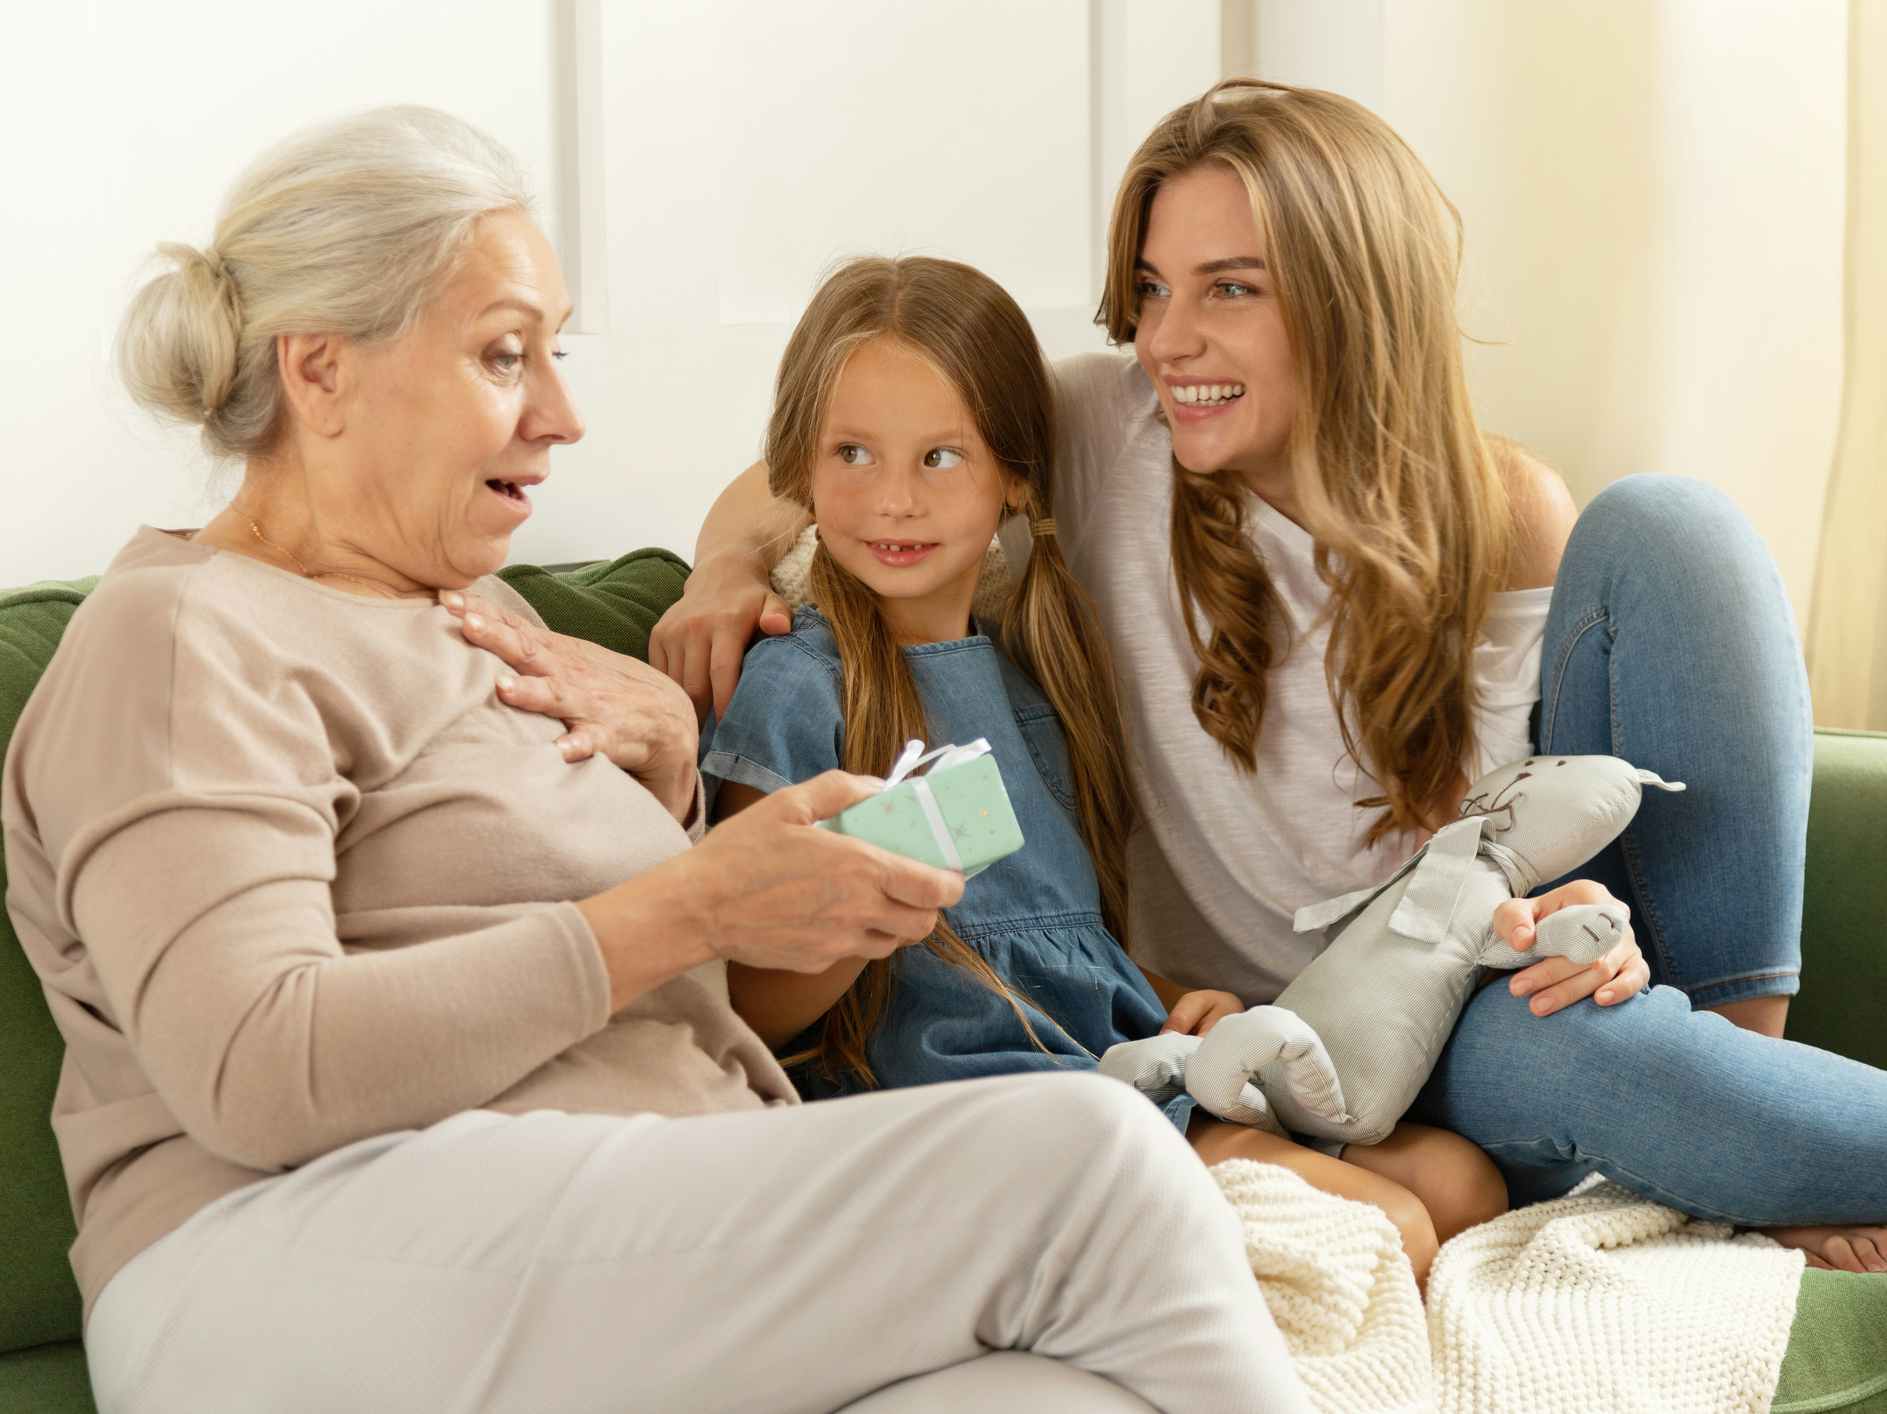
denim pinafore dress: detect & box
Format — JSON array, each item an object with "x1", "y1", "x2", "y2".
[{"x1": 701, "y1": 608, "x2": 1189, "y2": 1131}]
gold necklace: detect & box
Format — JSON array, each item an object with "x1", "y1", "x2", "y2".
[{"x1": 240, "y1": 513, "x2": 409, "y2": 599}]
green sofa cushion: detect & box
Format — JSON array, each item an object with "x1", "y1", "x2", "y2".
[
  {"x1": 496, "y1": 549, "x2": 690, "y2": 663},
  {"x1": 0, "y1": 1340, "x2": 95, "y2": 1414},
  {"x1": 1795, "y1": 729, "x2": 1887, "y2": 1071},
  {"x1": 0, "y1": 580, "x2": 95, "y2": 1354},
  {"x1": 1773, "y1": 1268, "x2": 1887, "y2": 1412}
]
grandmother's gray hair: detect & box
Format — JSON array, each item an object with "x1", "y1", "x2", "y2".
[{"x1": 117, "y1": 105, "x2": 533, "y2": 460}]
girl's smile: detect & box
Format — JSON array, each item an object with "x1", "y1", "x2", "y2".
[{"x1": 866, "y1": 539, "x2": 940, "y2": 567}]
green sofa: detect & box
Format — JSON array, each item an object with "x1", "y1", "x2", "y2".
[{"x1": 2, "y1": 555, "x2": 1884, "y2": 1412}]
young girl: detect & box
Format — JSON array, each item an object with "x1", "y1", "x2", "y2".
[{"x1": 699, "y1": 255, "x2": 1507, "y2": 1284}]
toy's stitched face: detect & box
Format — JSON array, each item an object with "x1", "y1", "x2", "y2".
[
  {"x1": 1579, "y1": 908, "x2": 1630, "y2": 948},
  {"x1": 1458, "y1": 754, "x2": 1639, "y2": 844}
]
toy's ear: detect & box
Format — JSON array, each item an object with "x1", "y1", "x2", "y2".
[{"x1": 1635, "y1": 769, "x2": 1688, "y2": 793}]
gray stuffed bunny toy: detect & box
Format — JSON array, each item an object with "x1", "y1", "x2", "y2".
[{"x1": 1099, "y1": 754, "x2": 1684, "y2": 1147}]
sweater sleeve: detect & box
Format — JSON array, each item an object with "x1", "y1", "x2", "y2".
[{"x1": 29, "y1": 575, "x2": 612, "y2": 1172}]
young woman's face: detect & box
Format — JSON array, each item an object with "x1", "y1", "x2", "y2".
[
  {"x1": 809, "y1": 336, "x2": 1010, "y2": 644},
  {"x1": 1132, "y1": 163, "x2": 1298, "y2": 490}
]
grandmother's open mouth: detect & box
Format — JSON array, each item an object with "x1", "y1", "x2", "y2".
[{"x1": 486, "y1": 479, "x2": 527, "y2": 503}]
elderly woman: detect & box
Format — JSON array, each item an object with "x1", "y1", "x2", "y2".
[{"x1": 1, "y1": 109, "x2": 1309, "y2": 1413}]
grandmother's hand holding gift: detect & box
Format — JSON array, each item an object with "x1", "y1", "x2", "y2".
[
  {"x1": 582, "y1": 770, "x2": 964, "y2": 989},
  {"x1": 442, "y1": 588, "x2": 700, "y2": 818}
]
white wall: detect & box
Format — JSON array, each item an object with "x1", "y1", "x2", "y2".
[
  {"x1": 2, "y1": 0, "x2": 564, "y2": 584},
  {"x1": 15, "y1": 2, "x2": 1839, "y2": 614},
  {"x1": 1253, "y1": 0, "x2": 1849, "y2": 626},
  {"x1": 558, "y1": 0, "x2": 1220, "y2": 570},
  {"x1": 1, "y1": 0, "x2": 1224, "y2": 585}
]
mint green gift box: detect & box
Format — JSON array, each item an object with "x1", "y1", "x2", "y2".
[{"x1": 818, "y1": 750, "x2": 1025, "y2": 877}]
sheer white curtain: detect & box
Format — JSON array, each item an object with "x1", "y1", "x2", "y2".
[{"x1": 1807, "y1": 1, "x2": 1887, "y2": 732}]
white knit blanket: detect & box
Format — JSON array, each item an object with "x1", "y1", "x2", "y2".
[{"x1": 1211, "y1": 1161, "x2": 1805, "y2": 1414}]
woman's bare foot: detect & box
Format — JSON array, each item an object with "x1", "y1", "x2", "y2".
[{"x1": 1762, "y1": 1225, "x2": 1887, "y2": 1272}]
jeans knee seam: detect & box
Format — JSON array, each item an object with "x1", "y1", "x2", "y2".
[
  {"x1": 1539, "y1": 608, "x2": 1611, "y2": 750},
  {"x1": 1616, "y1": 822, "x2": 1682, "y2": 986}
]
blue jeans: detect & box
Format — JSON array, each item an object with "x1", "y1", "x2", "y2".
[{"x1": 1413, "y1": 475, "x2": 1887, "y2": 1224}]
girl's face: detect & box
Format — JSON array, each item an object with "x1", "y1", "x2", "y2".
[
  {"x1": 1132, "y1": 163, "x2": 1299, "y2": 497},
  {"x1": 809, "y1": 336, "x2": 1012, "y2": 645}
]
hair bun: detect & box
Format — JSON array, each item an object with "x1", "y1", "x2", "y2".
[{"x1": 116, "y1": 240, "x2": 244, "y2": 427}]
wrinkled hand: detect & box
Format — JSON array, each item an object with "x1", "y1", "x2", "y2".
[
  {"x1": 680, "y1": 770, "x2": 964, "y2": 972},
  {"x1": 1493, "y1": 880, "x2": 1650, "y2": 1016},
  {"x1": 441, "y1": 589, "x2": 699, "y2": 818},
  {"x1": 1161, "y1": 989, "x2": 1244, "y2": 1037},
  {"x1": 648, "y1": 554, "x2": 792, "y2": 721}
]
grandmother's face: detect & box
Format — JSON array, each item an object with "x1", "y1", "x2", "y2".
[{"x1": 328, "y1": 209, "x2": 582, "y2": 587}]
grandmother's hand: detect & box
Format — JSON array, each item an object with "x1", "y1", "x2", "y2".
[
  {"x1": 1492, "y1": 880, "x2": 1651, "y2": 1016},
  {"x1": 441, "y1": 589, "x2": 698, "y2": 819},
  {"x1": 633, "y1": 771, "x2": 964, "y2": 977},
  {"x1": 648, "y1": 554, "x2": 792, "y2": 721}
]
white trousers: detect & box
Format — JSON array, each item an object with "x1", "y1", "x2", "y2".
[{"x1": 87, "y1": 1072, "x2": 1309, "y2": 1413}]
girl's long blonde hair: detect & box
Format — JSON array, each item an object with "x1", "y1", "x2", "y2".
[
  {"x1": 1099, "y1": 79, "x2": 1514, "y2": 844},
  {"x1": 768, "y1": 256, "x2": 1134, "y2": 1088}
]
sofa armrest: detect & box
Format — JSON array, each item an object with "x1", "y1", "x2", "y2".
[{"x1": 1792, "y1": 730, "x2": 1887, "y2": 1069}]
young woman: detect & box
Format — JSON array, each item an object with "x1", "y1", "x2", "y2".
[
  {"x1": 639, "y1": 80, "x2": 1887, "y2": 1273},
  {"x1": 698, "y1": 254, "x2": 1508, "y2": 1284}
]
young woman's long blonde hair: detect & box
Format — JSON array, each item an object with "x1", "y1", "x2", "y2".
[
  {"x1": 1099, "y1": 79, "x2": 1514, "y2": 843},
  {"x1": 768, "y1": 256, "x2": 1135, "y2": 1088}
]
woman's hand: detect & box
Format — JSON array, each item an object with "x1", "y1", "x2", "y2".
[
  {"x1": 687, "y1": 772, "x2": 962, "y2": 971},
  {"x1": 648, "y1": 553, "x2": 792, "y2": 721},
  {"x1": 1492, "y1": 880, "x2": 1651, "y2": 1016},
  {"x1": 582, "y1": 771, "x2": 964, "y2": 1010},
  {"x1": 1161, "y1": 990, "x2": 1245, "y2": 1037},
  {"x1": 441, "y1": 589, "x2": 699, "y2": 820}
]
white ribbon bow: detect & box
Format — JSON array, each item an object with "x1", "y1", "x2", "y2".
[{"x1": 882, "y1": 738, "x2": 992, "y2": 874}]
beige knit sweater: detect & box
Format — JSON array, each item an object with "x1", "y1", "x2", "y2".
[{"x1": 2, "y1": 528, "x2": 794, "y2": 1321}]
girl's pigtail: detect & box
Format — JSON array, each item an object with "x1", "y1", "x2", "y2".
[{"x1": 1001, "y1": 505, "x2": 1137, "y2": 951}]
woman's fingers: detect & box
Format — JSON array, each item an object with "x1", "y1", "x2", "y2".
[
  {"x1": 495, "y1": 672, "x2": 567, "y2": 716},
  {"x1": 769, "y1": 769, "x2": 889, "y2": 825},
  {"x1": 1162, "y1": 992, "x2": 1214, "y2": 1035},
  {"x1": 1513, "y1": 935, "x2": 1639, "y2": 1016},
  {"x1": 710, "y1": 621, "x2": 747, "y2": 722},
  {"x1": 757, "y1": 591, "x2": 793, "y2": 637},
  {"x1": 1529, "y1": 878, "x2": 1618, "y2": 917},
  {"x1": 1162, "y1": 990, "x2": 1242, "y2": 1036},
  {"x1": 691, "y1": 773, "x2": 964, "y2": 971},
  {"x1": 450, "y1": 598, "x2": 553, "y2": 677},
  {"x1": 673, "y1": 634, "x2": 710, "y2": 720},
  {"x1": 1490, "y1": 897, "x2": 1538, "y2": 952},
  {"x1": 1594, "y1": 948, "x2": 1650, "y2": 1006}
]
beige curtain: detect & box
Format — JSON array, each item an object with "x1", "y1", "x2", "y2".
[{"x1": 1807, "y1": 1, "x2": 1887, "y2": 731}]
